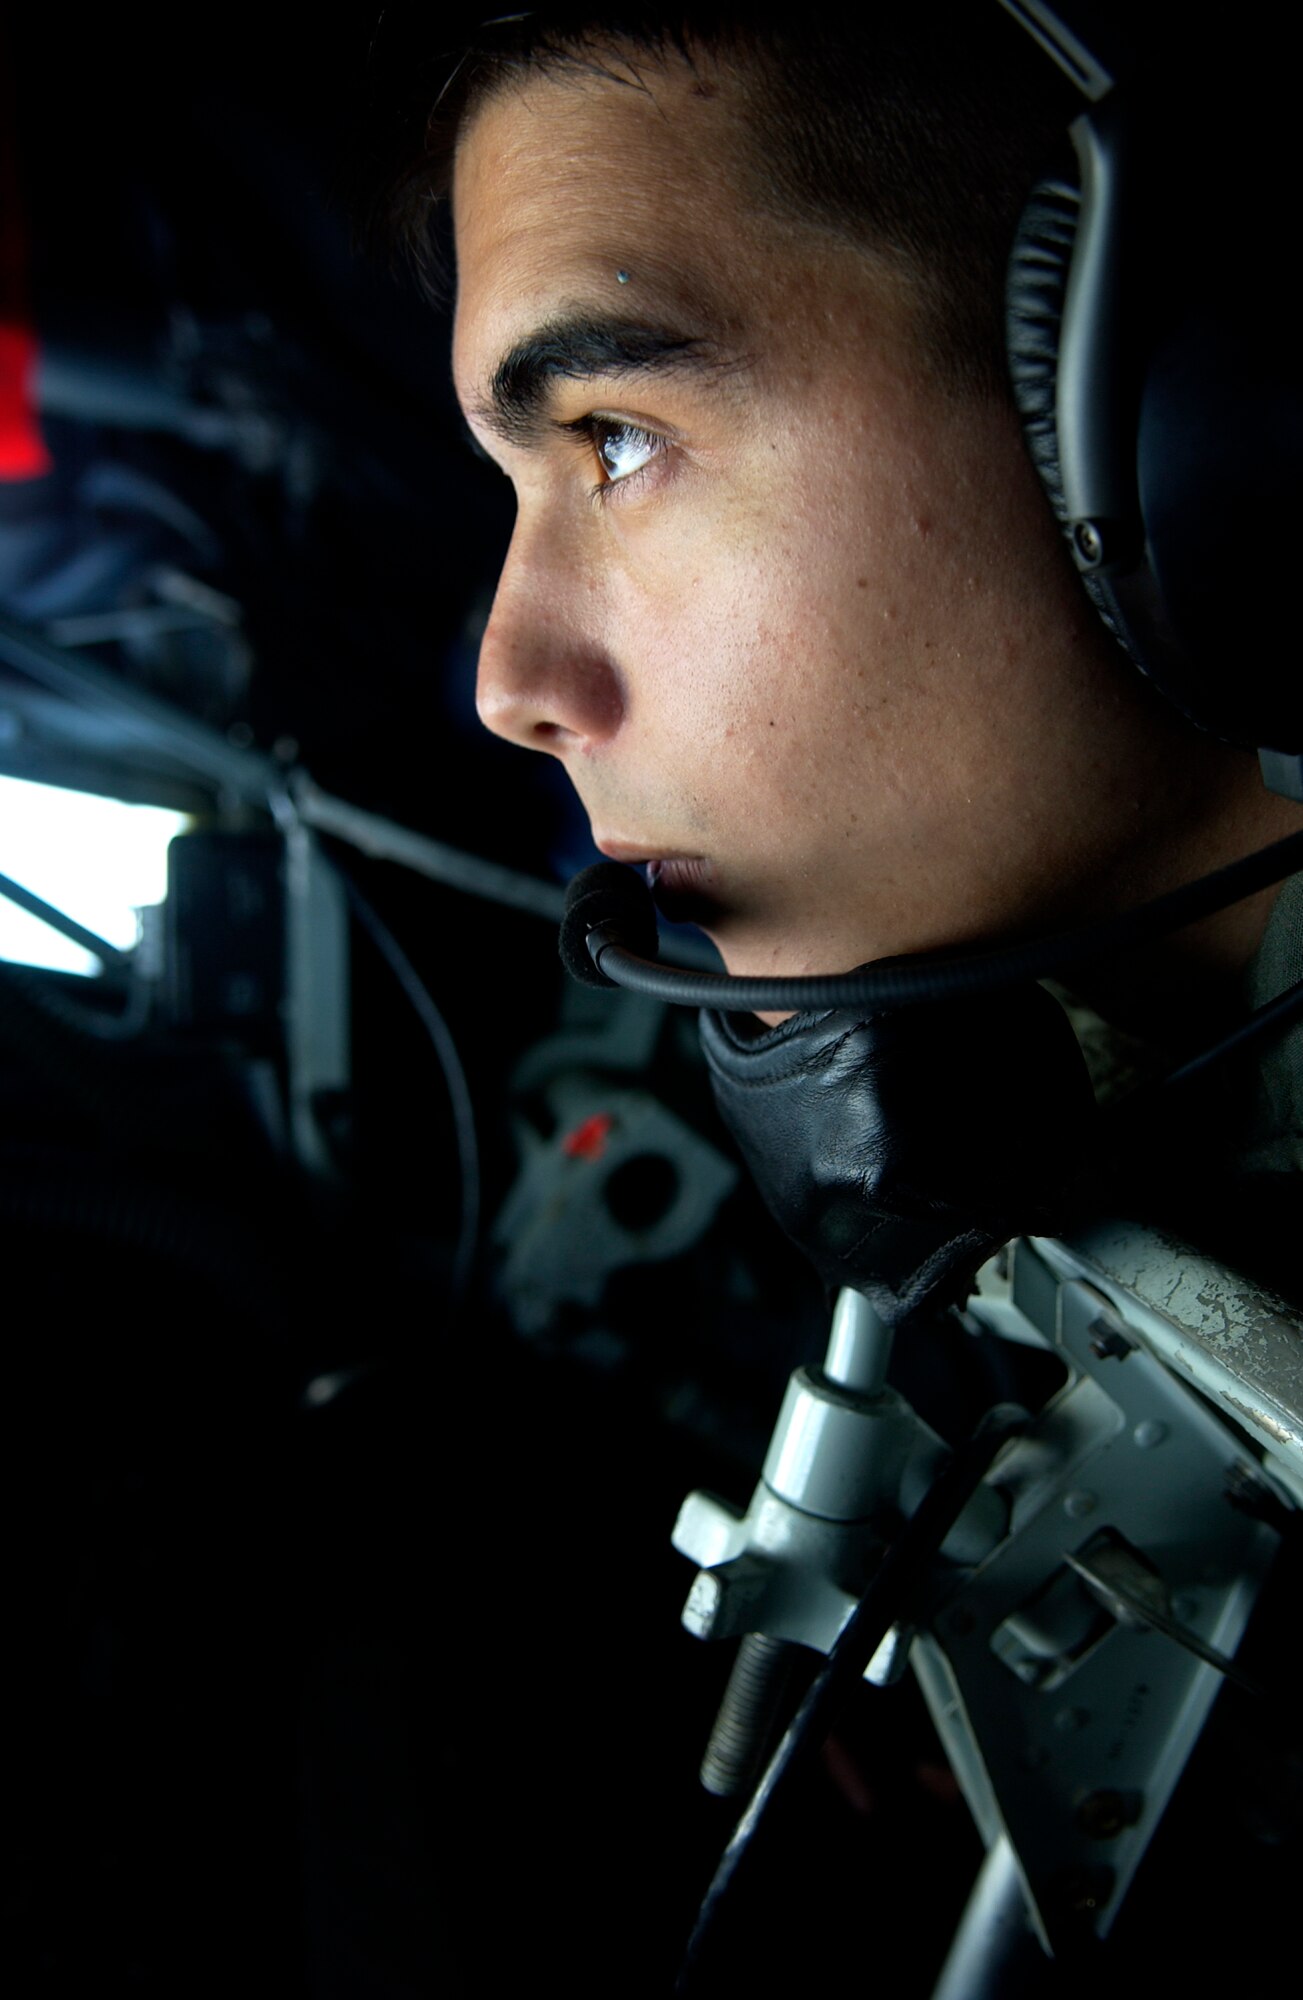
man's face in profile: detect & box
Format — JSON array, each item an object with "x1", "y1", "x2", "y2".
[{"x1": 452, "y1": 50, "x2": 1189, "y2": 980}]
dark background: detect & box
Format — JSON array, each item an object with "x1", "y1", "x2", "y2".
[
  {"x1": 0, "y1": 10, "x2": 991, "y2": 1995},
  {"x1": 2, "y1": 10, "x2": 1296, "y2": 1997}
]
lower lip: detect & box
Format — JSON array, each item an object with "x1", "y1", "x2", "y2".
[{"x1": 646, "y1": 856, "x2": 718, "y2": 923}]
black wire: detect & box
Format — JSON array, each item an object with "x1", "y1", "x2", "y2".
[
  {"x1": 675, "y1": 1402, "x2": 1028, "y2": 1995},
  {"x1": 0, "y1": 867, "x2": 131, "y2": 971},
  {"x1": 1157, "y1": 973, "x2": 1303, "y2": 1092},
  {"x1": 594, "y1": 827, "x2": 1303, "y2": 1013},
  {"x1": 1092, "y1": 973, "x2": 1303, "y2": 1163},
  {"x1": 332, "y1": 867, "x2": 482, "y2": 1301}
]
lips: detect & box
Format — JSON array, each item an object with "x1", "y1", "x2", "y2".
[
  {"x1": 645, "y1": 855, "x2": 710, "y2": 894},
  {"x1": 593, "y1": 839, "x2": 719, "y2": 923},
  {"x1": 645, "y1": 855, "x2": 718, "y2": 923}
]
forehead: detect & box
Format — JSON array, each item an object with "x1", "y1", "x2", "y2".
[{"x1": 451, "y1": 58, "x2": 810, "y2": 400}]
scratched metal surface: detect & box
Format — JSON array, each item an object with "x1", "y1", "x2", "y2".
[{"x1": 1035, "y1": 1222, "x2": 1303, "y2": 1496}]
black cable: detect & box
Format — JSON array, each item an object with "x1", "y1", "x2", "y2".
[
  {"x1": 591, "y1": 827, "x2": 1303, "y2": 1012},
  {"x1": 675, "y1": 1402, "x2": 1028, "y2": 1995},
  {"x1": 0, "y1": 867, "x2": 131, "y2": 971},
  {"x1": 333, "y1": 867, "x2": 482, "y2": 1301},
  {"x1": 1157, "y1": 973, "x2": 1303, "y2": 1093},
  {"x1": 1090, "y1": 974, "x2": 1303, "y2": 1166}
]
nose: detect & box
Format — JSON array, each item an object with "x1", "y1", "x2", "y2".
[{"x1": 475, "y1": 519, "x2": 624, "y2": 755}]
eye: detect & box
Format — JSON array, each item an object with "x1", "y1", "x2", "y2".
[
  {"x1": 593, "y1": 419, "x2": 660, "y2": 483},
  {"x1": 586, "y1": 418, "x2": 666, "y2": 493},
  {"x1": 558, "y1": 413, "x2": 671, "y2": 504}
]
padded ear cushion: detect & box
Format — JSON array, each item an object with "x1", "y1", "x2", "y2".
[
  {"x1": 1007, "y1": 128, "x2": 1301, "y2": 754},
  {"x1": 1005, "y1": 174, "x2": 1080, "y2": 531},
  {"x1": 1006, "y1": 172, "x2": 1139, "y2": 674}
]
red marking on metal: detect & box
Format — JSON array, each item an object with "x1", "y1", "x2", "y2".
[{"x1": 562, "y1": 1112, "x2": 615, "y2": 1161}]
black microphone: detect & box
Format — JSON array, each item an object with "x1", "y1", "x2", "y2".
[
  {"x1": 560, "y1": 830, "x2": 1303, "y2": 1012},
  {"x1": 559, "y1": 861, "x2": 662, "y2": 989}
]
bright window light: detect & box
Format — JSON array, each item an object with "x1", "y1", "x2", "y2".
[{"x1": 0, "y1": 775, "x2": 190, "y2": 977}]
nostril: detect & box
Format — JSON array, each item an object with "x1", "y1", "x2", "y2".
[
  {"x1": 532, "y1": 720, "x2": 578, "y2": 748},
  {"x1": 476, "y1": 606, "x2": 624, "y2": 750}
]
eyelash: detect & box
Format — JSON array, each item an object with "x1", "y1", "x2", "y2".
[{"x1": 566, "y1": 416, "x2": 668, "y2": 506}]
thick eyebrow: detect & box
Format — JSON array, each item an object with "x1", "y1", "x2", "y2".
[{"x1": 472, "y1": 312, "x2": 737, "y2": 448}]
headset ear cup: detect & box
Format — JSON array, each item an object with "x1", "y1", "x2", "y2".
[
  {"x1": 1005, "y1": 173, "x2": 1139, "y2": 671},
  {"x1": 1005, "y1": 174, "x2": 1079, "y2": 531},
  {"x1": 1008, "y1": 96, "x2": 1302, "y2": 757}
]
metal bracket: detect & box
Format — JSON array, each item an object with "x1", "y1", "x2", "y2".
[
  {"x1": 913, "y1": 1235, "x2": 1283, "y2": 1950},
  {"x1": 672, "y1": 1225, "x2": 1297, "y2": 1957}
]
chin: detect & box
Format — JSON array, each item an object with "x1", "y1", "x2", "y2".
[{"x1": 707, "y1": 919, "x2": 842, "y2": 983}]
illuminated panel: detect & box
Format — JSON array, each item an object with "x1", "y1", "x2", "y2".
[{"x1": 0, "y1": 775, "x2": 189, "y2": 975}]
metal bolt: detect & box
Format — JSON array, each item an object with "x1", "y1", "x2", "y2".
[
  {"x1": 1073, "y1": 520, "x2": 1105, "y2": 567},
  {"x1": 1133, "y1": 1420, "x2": 1168, "y2": 1449},
  {"x1": 699, "y1": 1633, "x2": 798, "y2": 1799},
  {"x1": 1064, "y1": 1490, "x2": 1098, "y2": 1519}
]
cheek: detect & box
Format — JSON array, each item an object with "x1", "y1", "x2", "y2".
[
  {"x1": 640, "y1": 595, "x2": 873, "y2": 849},
  {"x1": 599, "y1": 399, "x2": 984, "y2": 806},
  {"x1": 609, "y1": 480, "x2": 904, "y2": 822},
  {"x1": 623, "y1": 556, "x2": 814, "y2": 751}
]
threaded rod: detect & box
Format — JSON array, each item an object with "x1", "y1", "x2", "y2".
[{"x1": 699, "y1": 1633, "x2": 799, "y2": 1799}]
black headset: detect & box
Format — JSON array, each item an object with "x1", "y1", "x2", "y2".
[
  {"x1": 1003, "y1": 0, "x2": 1303, "y2": 781},
  {"x1": 563, "y1": 1, "x2": 1303, "y2": 1008}
]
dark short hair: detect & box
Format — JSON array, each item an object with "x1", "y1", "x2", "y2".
[{"x1": 367, "y1": 5, "x2": 1076, "y2": 396}]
